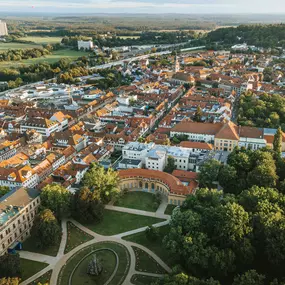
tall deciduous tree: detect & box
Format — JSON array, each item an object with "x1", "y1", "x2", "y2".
[
  {"x1": 193, "y1": 106, "x2": 203, "y2": 122},
  {"x1": 0, "y1": 254, "x2": 21, "y2": 279},
  {"x1": 273, "y1": 127, "x2": 282, "y2": 158},
  {"x1": 31, "y1": 209, "x2": 61, "y2": 248},
  {"x1": 83, "y1": 163, "x2": 120, "y2": 203},
  {"x1": 72, "y1": 187, "x2": 104, "y2": 223},
  {"x1": 164, "y1": 156, "x2": 177, "y2": 173},
  {"x1": 40, "y1": 184, "x2": 72, "y2": 219},
  {"x1": 198, "y1": 159, "x2": 221, "y2": 188}
]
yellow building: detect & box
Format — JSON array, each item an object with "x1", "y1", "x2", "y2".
[{"x1": 214, "y1": 121, "x2": 239, "y2": 152}]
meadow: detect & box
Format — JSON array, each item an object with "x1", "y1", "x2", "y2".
[{"x1": 0, "y1": 49, "x2": 89, "y2": 68}]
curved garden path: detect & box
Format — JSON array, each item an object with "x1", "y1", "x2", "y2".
[{"x1": 19, "y1": 203, "x2": 171, "y2": 285}]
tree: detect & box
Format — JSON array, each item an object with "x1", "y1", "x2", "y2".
[
  {"x1": 164, "y1": 156, "x2": 176, "y2": 173},
  {"x1": 31, "y1": 209, "x2": 61, "y2": 249},
  {"x1": 273, "y1": 127, "x2": 282, "y2": 158},
  {"x1": 213, "y1": 202, "x2": 251, "y2": 244},
  {"x1": 0, "y1": 278, "x2": 20, "y2": 285},
  {"x1": 218, "y1": 165, "x2": 239, "y2": 194},
  {"x1": 83, "y1": 163, "x2": 120, "y2": 203},
  {"x1": 193, "y1": 106, "x2": 203, "y2": 122},
  {"x1": 198, "y1": 159, "x2": 221, "y2": 188},
  {"x1": 40, "y1": 184, "x2": 72, "y2": 219},
  {"x1": 0, "y1": 186, "x2": 10, "y2": 198},
  {"x1": 72, "y1": 187, "x2": 104, "y2": 223},
  {"x1": 145, "y1": 225, "x2": 159, "y2": 241},
  {"x1": 0, "y1": 254, "x2": 21, "y2": 278},
  {"x1": 233, "y1": 270, "x2": 265, "y2": 285},
  {"x1": 247, "y1": 164, "x2": 278, "y2": 188}
]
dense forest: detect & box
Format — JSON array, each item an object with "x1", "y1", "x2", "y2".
[
  {"x1": 237, "y1": 92, "x2": 285, "y2": 131},
  {"x1": 206, "y1": 24, "x2": 285, "y2": 48}
]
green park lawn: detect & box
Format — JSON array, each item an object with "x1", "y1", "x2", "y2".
[
  {"x1": 22, "y1": 232, "x2": 61, "y2": 257},
  {"x1": 64, "y1": 222, "x2": 94, "y2": 254},
  {"x1": 80, "y1": 210, "x2": 165, "y2": 236},
  {"x1": 20, "y1": 258, "x2": 49, "y2": 281},
  {"x1": 58, "y1": 242, "x2": 130, "y2": 285},
  {"x1": 114, "y1": 191, "x2": 160, "y2": 212},
  {"x1": 19, "y1": 36, "x2": 63, "y2": 45},
  {"x1": 131, "y1": 274, "x2": 161, "y2": 285},
  {"x1": 164, "y1": 204, "x2": 177, "y2": 215},
  {"x1": 0, "y1": 49, "x2": 89, "y2": 68},
  {"x1": 133, "y1": 246, "x2": 166, "y2": 274},
  {"x1": 123, "y1": 225, "x2": 178, "y2": 267}
]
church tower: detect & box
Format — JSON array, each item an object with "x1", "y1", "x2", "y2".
[{"x1": 174, "y1": 55, "x2": 180, "y2": 73}]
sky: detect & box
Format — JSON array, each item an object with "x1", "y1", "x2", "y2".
[{"x1": 1, "y1": 0, "x2": 285, "y2": 14}]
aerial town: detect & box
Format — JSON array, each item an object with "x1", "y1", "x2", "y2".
[{"x1": 1, "y1": 11, "x2": 285, "y2": 285}]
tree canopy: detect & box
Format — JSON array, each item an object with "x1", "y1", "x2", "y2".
[
  {"x1": 72, "y1": 186, "x2": 104, "y2": 223},
  {"x1": 31, "y1": 209, "x2": 61, "y2": 248},
  {"x1": 82, "y1": 163, "x2": 120, "y2": 203},
  {"x1": 40, "y1": 184, "x2": 72, "y2": 218},
  {"x1": 0, "y1": 254, "x2": 21, "y2": 279}
]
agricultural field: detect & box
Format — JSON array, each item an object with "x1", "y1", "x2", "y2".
[{"x1": 0, "y1": 49, "x2": 89, "y2": 68}]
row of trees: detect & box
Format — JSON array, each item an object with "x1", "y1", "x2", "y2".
[{"x1": 0, "y1": 47, "x2": 51, "y2": 62}]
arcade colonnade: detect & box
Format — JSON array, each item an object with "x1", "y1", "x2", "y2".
[{"x1": 119, "y1": 177, "x2": 186, "y2": 206}]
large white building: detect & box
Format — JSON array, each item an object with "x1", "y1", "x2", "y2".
[
  {"x1": 0, "y1": 20, "x2": 8, "y2": 37},
  {"x1": 121, "y1": 142, "x2": 211, "y2": 172},
  {"x1": 78, "y1": 40, "x2": 94, "y2": 51}
]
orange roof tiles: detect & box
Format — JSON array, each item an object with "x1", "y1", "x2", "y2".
[
  {"x1": 215, "y1": 121, "x2": 239, "y2": 140},
  {"x1": 178, "y1": 141, "x2": 214, "y2": 150}
]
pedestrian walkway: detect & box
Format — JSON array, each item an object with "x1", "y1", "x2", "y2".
[{"x1": 105, "y1": 204, "x2": 170, "y2": 220}]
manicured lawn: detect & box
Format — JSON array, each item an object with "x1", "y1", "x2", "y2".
[
  {"x1": 23, "y1": 233, "x2": 61, "y2": 257},
  {"x1": 115, "y1": 192, "x2": 159, "y2": 212},
  {"x1": 164, "y1": 204, "x2": 177, "y2": 215},
  {"x1": 0, "y1": 49, "x2": 90, "y2": 68},
  {"x1": 19, "y1": 36, "x2": 63, "y2": 44},
  {"x1": 28, "y1": 269, "x2": 52, "y2": 285},
  {"x1": 64, "y1": 222, "x2": 94, "y2": 254},
  {"x1": 58, "y1": 242, "x2": 130, "y2": 285},
  {"x1": 81, "y1": 210, "x2": 165, "y2": 236},
  {"x1": 133, "y1": 246, "x2": 166, "y2": 274},
  {"x1": 20, "y1": 258, "x2": 48, "y2": 281},
  {"x1": 131, "y1": 274, "x2": 161, "y2": 285},
  {"x1": 123, "y1": 225, "x2": 178, "y2": 267}
]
